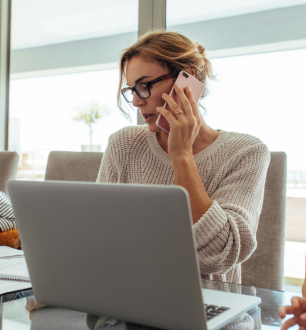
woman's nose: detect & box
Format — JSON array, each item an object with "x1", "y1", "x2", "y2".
[{"x1": 132, "y1": 92, "x2": 145, "y2": 108}]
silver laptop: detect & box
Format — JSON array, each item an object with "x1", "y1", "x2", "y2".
[{"x1": 8, "y1": 180, "x2": 260, "y2": 330}]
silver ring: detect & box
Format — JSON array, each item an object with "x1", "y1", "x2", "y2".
[{"x1": 175, "y1": 111, "x2": 183, "y2": 115}]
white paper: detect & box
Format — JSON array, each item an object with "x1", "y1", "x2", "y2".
[
  {"x1": 0, "y1": 258, "x2": 26, "y2": 270},
  {"x1": 0, "y1": 263, "x2": 29, "y2": 278},
  {"x1": 0, "y1": 249, "x2": 31, "y2": 294},
  {"x1": 0, "y1": 280, "x2": 31, "y2": 295},
  {"x1": 0, "y1": 246, "x2": 24, "y2": 257}
]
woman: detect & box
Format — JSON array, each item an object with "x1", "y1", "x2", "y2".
[
  {"x1": 96, "y1": 30, "x2": 270, "y2": 285},
  {"x1": 25, "y1": 29, "x2": 271, "y2": 321}
]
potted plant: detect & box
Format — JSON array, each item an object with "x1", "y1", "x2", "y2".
[{"x1": 73, "y1": 101, "x2": 110, "y2": 152}]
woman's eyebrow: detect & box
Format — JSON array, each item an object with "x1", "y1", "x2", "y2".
[
  {"x1": 135, "y1": 75, "x2": 152, "y2": 84},
  {"x1": 126, "y1": 75, "x2": 152, "y2": 87}
]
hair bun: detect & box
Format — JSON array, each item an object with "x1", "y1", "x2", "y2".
[{"x1": 196, "y1": 42, "x2": 205, "y2": 55}]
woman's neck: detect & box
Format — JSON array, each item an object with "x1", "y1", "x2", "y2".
[{"x1": 156, "y1": 119, "x2": 219, "y2": 155}]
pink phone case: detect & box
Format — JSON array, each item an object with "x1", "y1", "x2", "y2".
[{"x1": 156, "y1": 70, "x2": 204, "y2": 133}]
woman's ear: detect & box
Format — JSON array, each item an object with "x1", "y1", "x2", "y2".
[{"x1": 190, "y1": 68, "x2": 196, "y2": 77}]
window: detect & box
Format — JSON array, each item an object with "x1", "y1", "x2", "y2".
[
  {"x1": 9, "y1": 69, "x2": 136, "y2": 179},
  {"x1": 9, "y1": 0, "x2": 138, "y2": 179},
  {"x1": 167, "y1": 0, "x2": 306, "y2": 285}
]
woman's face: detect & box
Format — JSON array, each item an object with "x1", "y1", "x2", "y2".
[{"x1": 125, "y1": 56, "x2": 175, "y2": 132}]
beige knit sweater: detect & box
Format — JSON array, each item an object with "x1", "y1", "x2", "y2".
[{"x1": 96, "y1": 125, "x2": 270, "y2": 284}]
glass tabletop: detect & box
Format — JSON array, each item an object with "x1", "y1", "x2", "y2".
[{"x1": 0, "y1": 279, "x2": 295, "y2": 330}]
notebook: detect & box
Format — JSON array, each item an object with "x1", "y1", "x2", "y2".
[
  {"x1": 0, "y1": 246, "x2": 24, "y2": 258},
  {"x1": 0, "y1": 263, "x2": 30, "y2": 282},
  {"x1": 0, "y1": 246, "x2": 32, "y2": 295}
]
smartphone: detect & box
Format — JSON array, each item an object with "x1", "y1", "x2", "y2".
[{"x1": 156, "y1": 70, "x2": 204, "y2": 134}]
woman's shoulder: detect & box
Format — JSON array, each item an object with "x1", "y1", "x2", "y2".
[
  {"x1": 109, "y1": 125, "x2": 147, "y2": 140},
  {"x1": 221, "y1": 130, "x2": 270, "y2": 162},
  {"x1": 222, "y1": 130, "x2": 268, "y2": 149},
  {"x1": 107, "y1": 125, "x2": 148, "y2": 153}
]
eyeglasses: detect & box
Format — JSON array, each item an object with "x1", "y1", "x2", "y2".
[{"x1": 121, "y1": 70, "x2": 179, "y2": 103}]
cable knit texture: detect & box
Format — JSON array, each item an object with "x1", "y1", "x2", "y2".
[{"x1": 96, "y1": 125, "x2": 270, "y2": 284}]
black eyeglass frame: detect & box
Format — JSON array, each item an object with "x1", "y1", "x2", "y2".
[{"x1": 121, "y1": 70, "x2": 180, "y2": 103}]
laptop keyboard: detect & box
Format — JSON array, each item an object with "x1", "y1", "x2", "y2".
[{"x1": 204, "y1": 304, "x2": 230, "y2": 320}]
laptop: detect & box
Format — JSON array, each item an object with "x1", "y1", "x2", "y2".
[{"x1": 8, "y1": 180, "x2": 260, "y2": 330}]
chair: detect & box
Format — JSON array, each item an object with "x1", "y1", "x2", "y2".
[
  {"x1": 0, "y1": 152, "x2": 19, "y2": 195},
  {"x1": 45, "y1": 151, "x2": 103, "y2": 182},
  {"x1": 241, "y1": 152, "x2": 287, "y2": 291}
]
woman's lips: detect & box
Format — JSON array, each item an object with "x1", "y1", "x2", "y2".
[{"x1": 143, "y1": 114, "x2": 155, "y2": 123}]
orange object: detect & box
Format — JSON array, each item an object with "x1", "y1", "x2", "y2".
[{"x1": 0, "y1": 229, "x2": 21, "y2": 249}]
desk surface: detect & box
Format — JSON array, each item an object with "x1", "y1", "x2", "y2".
[{"x1": 0, "y1": 279, "x2": 299, "y2": 330}]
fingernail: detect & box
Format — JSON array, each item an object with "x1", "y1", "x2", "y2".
[
  {"x1": 188, "y1": 86, "x2": 191, "y2": 91},
  {"x1": 162, "y1": 93, "x2": 167, "y2": 97}
]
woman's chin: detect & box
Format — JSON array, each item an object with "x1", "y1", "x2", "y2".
[{"x1": 147, "y1": 122, "x2": 162, "y2": 133}]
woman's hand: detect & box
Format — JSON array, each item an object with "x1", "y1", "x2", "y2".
[
  {"x1": 156, "y1": 84, "x2": 202, "y2": 159},
  {"x1": 279, "y1": 296, "x2": 306, "y2": 330},
  {"x1": 25, "y1": 296, "x2": 45, "y2": 321}
]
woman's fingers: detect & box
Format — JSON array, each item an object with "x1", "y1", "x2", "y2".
[
  {"x1": 29, "y1": 311, "x2": 35, "y2": 321},
  {"x1": 173, "y1": 84, "x2": 193, "y2": 115},
  {"x1": 183, "y1": 85, "x2": 201, "y2": 120},
  {"x1": 292, "y1": 296, "x2": 301, "y2": 309},
  {"x1": 161, "y1": 92, "x2": 186, "y2": 118},
  {"x1": 26, "y1": 297, "x2": 45, "y2": 321},
  {"x1": 25, "y1": 296, "x2": 45, "y2": 312},
  {"x1": 161, "y1": 84, "x2": 200, "y2": 125},
  {"x1": 162, "y1": 84, "x2": 193, "y2": 117},
  {"x1": 278, "y1": 297, "x2": 306, "y2": 330},
  {"x1": 279, "y1": 305, "x2": 295, "y2": 318},
  {"x1": 156, "y1": 107, "x2": 179, "y2": 128},
  {"x1": 291, "y1": 296, "x2": 306, "y2": 310},
  {"x1": 281, "y1": 316, "x2": 300, "y2": 330}
]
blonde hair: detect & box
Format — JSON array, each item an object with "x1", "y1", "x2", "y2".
[{"x1": 117, "y1": 30, "x2": 215, "y2": 121}]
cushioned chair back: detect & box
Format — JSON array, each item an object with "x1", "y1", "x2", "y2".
[
  {"x1": 241, "y1": 152, "x2": 287, "y2": 291},
  {"x1": 45, "y1": 151, "x2": 103, "y2": 182},
  {"x1": 0, "y1": 152, "x2": 19, "y2": 195}
]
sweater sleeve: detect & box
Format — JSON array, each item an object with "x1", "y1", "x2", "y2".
[
  {"x1": 193, "y1": 143, "x2": 270, "y2": 275},
  {"x1": 96, "y1": 126, "x2": 135, "y2": 184},
  {"x1": 96, "y1": 134, "x2": 118, "y2": 184},
  {"x1": 0, "y1": 192, "x2": 17, "y2": 232}
]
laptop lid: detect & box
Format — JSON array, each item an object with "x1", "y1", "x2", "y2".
[{"x1": 8, "y1": 180, "x2": 207, "y2": 330}]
